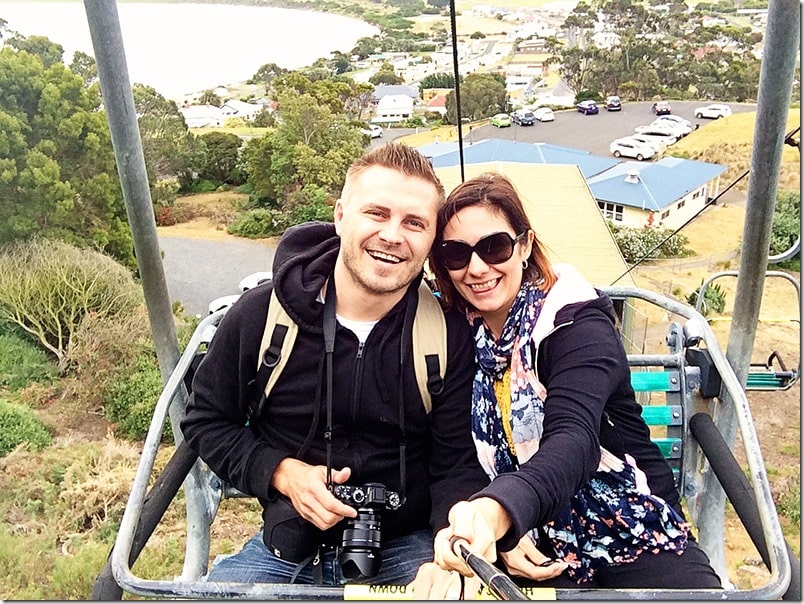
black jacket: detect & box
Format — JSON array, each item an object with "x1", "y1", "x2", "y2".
[
  {"x1": 473, "y1": 284, "x2": 680, "y2": 551},
  {"x1": 181, "y1": 222, "x2": 488, "y2": 544}
]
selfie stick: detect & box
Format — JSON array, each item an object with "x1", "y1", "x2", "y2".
[{"x1": 451, "y1": 538, "x2": 530, "y2": 600}]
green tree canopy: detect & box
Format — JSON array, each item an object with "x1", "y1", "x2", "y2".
[
  {"x1": 445, "y1": 73, "x2": 508, "y2": 124},
  {"x1": 0, "y1": 44, "x2": 134, "y2": 268},
  {"x1": 369, "y1": 62, "x2": 404, "y2": 85}
]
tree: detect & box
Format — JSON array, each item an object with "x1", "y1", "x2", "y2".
[
  {"x1": 6, "y1": 34, "x2": 64, "y2": 69},
  {"x1": 132, "y1": 84, "x2": 197, "y2": 183},
  {"x1": 445, "y1": 73, "x2": 508, "y2": 124},
  {"x1": 369, "y1": 62, "x2": 404, "y2": 85},
  {"x1": 197, "y1": 131, "x2": 243, "y2": 185},
  {"x1": 198, "y1": 89, "x2": 222, "y2": 107},
  {"x1": 249, "y1": 62, "x2": 287, "y2": 87},
  {"x1": 69, "y1": 51, "x2": 98, "y2": 87},
  {"x1": 419, "y1": 72, "x2": 455, "y2": 90},
  {"x1": 0, "y1": 45, "x2": 134, "y2": 269}
]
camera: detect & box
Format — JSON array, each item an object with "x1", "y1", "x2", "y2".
[{"x1": 331, "y1": 483, "x2": 402, "y2": 580}]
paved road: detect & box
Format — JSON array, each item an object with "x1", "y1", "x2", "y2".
[{"x1": 159, "y1": 235, "x2": 274, "y2": 317}]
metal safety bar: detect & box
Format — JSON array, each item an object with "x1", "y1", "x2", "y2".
[{"x1": 108, "y1": 287, "x2": 792, "y2": 599}]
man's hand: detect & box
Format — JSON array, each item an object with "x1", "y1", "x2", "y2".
[
  {"x1": 499, "y1": 535, "x2": 568, "y2": 581},
  {"x1": 409, "y1": 562, "x2": 483, "y2": 600},
  {"x1": 270, "y1": 458, "x2": 356, "y2": 530},
  {"x1": 433, "y1": 498, "x2": 511, "y2": 576}
]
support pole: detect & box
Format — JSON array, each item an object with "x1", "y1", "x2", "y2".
[{"x1": 695, "y1": 0, "x2": 800, "y2": 582}]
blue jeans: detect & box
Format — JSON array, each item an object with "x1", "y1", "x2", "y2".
[{"x1": 207, "y1": 528, "x2": 433, "y2": 585}]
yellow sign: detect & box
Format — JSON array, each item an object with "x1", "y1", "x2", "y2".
[{"x1": 342, "y1": 583, "x2": 557, "y2": 600}]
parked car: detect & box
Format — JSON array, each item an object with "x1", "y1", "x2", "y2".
[
  {"x1": 490, "y1": 113, "x2": 512, "y2": 127},
  {"x1": 360, "y1": 124, "x2": 384, "y2": 138},
  {"x1": 609, "y1": 137, "x2": 656, "y2": 161},
  {"x1": 652, "y1": 100, "x2": 672, "y2": 115},
  {"x1": 627, "y1": 134, "x2": 668, "y2": 153},
  {"x1": 576, "y1": 100, "x2": 599, "y2": 115},
  {"x1": 654, "y1": 114, "x2": 693, "y2": 134},
  {"x1": 239, "y1": 271, "x2": 273, "y2": 292},
  {"x1": 532, "y1": 107, "x2": 555, "y2": 122},
  {"x1": 605, "y1": 95, "x2": 622, "y2": 111},
  {"x1": 635, "y1": 123, "x2": 680, "y2": 143},
  {"x1": 694, "y1": 103, "x2": 732, "y2": 119},
  {"x1": 511, "y1": 109, "x2": 535, "y2": 126},
  {"x1": 649, "y1": 118, "x2": 691, "y2": 137}
]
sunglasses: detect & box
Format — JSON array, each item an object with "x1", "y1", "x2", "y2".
[{"x1": 437, "y1": 231, "x2": 528, "y2": 271}]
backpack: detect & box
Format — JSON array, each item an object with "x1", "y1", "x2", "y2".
[{"x1": 246, "y1": 280, "x2": 447, "y2": 423}]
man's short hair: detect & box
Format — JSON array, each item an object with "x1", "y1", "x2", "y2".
[{"x1": 343, "y1": 142, "x2": 446, "y2": 205}]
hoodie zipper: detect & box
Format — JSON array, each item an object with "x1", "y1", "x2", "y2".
[{"x1": 351, "y1": 340, "x2": 365, "y2": 422}]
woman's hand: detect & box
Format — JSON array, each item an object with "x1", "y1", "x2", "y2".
[
  {"x1": 433, "y1": 498, "x2": 512, "y2": 576},
  {"x1": 499, "y1": 535, "x2": 568, "y2": 581},
  {"x1": 409, "y1": 562, "x2": 483, "y2": 600}
]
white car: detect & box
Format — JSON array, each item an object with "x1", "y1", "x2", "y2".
[
  {"x1": 361, "y1": 124, "x2": 384, "y2": 138},
  {"x1": 625, "y1": 134, "x2": 667, "y2": 153},
  {"x1": 651, "y1": 116, "x2": 692, "y2": 136},
  {"x1": 694, "y1": 103, "x2": 732, "y2": 119},
  {"x1": 634, "y1": 124, "x2": 680, "y2": 143},
  {"x1": 208, "y1": 294, "x2": 240, "y2": 315},
  {"x1": 532, "y1": 107, "x2": 555, "y2": 122},
  {"x1": 654, "y1": 114, "x2": 693, "y2": 132},
  {"x1": 609, "y1": 138, "x2": 656, "y2": 161}
]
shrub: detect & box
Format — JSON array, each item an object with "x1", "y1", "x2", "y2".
[
  {"x1": 686, "y1": 281, "x2": 727, "y2": 316},
  {"x1": 105, "y1": 354, "x2": 167, "y2": 441},
  {"x1": 0, "y1": 240, "x2": 142, "y2": 370},
  {"x1": 608, "y1": 223, "x2": 693, "y2": 263},
  {"x1": 227, "y1": 208, "x2": 284, "y2": 238},
  {"x1": 0, "y1": 332, "x2": 58, "y2": 391},
  {"x1": 0, "y1": 399, "x2": 53, "y2": 456}
]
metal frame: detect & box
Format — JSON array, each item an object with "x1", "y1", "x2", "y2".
[{"x1": 107, "y1": 287, "x2": 791, "y2": 600}]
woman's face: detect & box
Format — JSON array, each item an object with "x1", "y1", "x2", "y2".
[{"x1": 441, "y1": 205, "x2": 533, "y2": 330}]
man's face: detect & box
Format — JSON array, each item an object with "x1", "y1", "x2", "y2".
[{"x1": 334, "y1": 165, "x2": 440, "y2": 298}]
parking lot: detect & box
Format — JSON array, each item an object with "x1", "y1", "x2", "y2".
[{"x1": 383, "y1": 101, "x2": 756, "y2": 158}]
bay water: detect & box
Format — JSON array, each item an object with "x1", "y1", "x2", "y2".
[{"x1": 0, "y1": 1, "x2": 378, "y2": 99}]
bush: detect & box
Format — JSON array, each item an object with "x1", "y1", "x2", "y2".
[
  {"x1": 227, "y1": 208, "x2": 284, "y2": 238},
  {"x1": 0, "y1": 332, "x2": 58, "y2": 391},
  {"x1": 608, "y1": 223, "x2": 693, "y2": 263},
  {"x1": 0, "y1": 399, "x2": 53, "y2": 456},
  {"x1": 0, "y1": 240, "x2": 142, "y2": 370},
  {"x1": 105, "y1": 354, "x2": 167, "y2": 441},
  {"x1": 686, "y1": 281, "x2": 727, "y2": 316}
]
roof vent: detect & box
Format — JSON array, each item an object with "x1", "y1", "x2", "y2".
[{"x1": 624, "y1": 170, "x2": 640, "y2": 184}]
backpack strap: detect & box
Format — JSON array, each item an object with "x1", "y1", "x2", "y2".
[
  {"x1": 412, "y1": 280, "x2": 447, "y2": 414},
  {"x1": 247, "y1": 289, "x2": 298, "y2": 424}
]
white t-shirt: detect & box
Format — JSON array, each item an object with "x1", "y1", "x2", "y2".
[{"x1": 317, "y1": 286, "x2": 377, "y2": 343}]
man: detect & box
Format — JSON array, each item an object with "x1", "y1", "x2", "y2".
[{"x1": 181, "y1": 142, "x2": 488, "y2": 585}]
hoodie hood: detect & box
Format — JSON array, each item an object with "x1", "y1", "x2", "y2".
[{"x1": 272, "y1": 221, "x2": 340, "y2": 332}]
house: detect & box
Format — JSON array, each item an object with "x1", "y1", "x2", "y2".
[
  {"x1": 220, "y1": 99, "x2": 263, "y2": 120},
  {"x1": 426, "y1": 94, "x2": 448, "y2": 116},
  {"x1": 419, "y1": 139, "x2": 619, "y2": 178},
  {"x1": 373, "y1": 94, "x2": 415, "y2": 123},
  {"x1": 434, "y1": 162, "x2": 635, "y2": 288},
  {"x1": 419, "y1": 139, "x2": 727, "y2": 230},
  {"x1": 586, "y1": 157, "x2": 727, "y2": 229},
  {"x1": 371, "y1": 84, "x2": 420, "y2": 104},
  {"x1": 178, "y1": 104, "x2": 223, "y2": 128}
]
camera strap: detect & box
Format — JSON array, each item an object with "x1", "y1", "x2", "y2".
[{"x1": 321, "y1": 279, "x2": 407, "y2": 504}]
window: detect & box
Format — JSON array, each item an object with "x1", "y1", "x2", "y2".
[
  {"x1": 677, "y1": 199, "x2": 685, "y2": 210},
  {"x1": 598, "y1": 201, "x2": 624, "y2": 222},
  {"x1": 692, "y1": 189, "x2": 703, "y2": 200},
  {"x1": 661, "y1": 210, "x2": 670, "y2": 220}
]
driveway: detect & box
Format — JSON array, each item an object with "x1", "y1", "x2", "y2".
[{"x1": 158, "y1": 235, "x2": 275, "y2": 316}]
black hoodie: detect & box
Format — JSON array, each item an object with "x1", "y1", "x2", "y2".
[{"x1": 181, "y1": 222, "x2": 488, "y2": 546}]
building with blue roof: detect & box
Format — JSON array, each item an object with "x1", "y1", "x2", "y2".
[
  {"x1": 418, "y1": 139, "x2": 727, "y2": 230},
  {"x1": 586, "y1": 157, "x2": 728, "y2": 229},
  {"x1": 420, "y1": 139, "x2": 619, "y2": 178}
]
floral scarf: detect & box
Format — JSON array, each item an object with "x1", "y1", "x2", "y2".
[{"x1": 470, "y1": 281, "x2": 689, "y2": 583}]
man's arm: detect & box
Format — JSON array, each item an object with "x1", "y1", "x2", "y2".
[{"x1": 427, "y1": 311, "x2": 490, "y2": 533}]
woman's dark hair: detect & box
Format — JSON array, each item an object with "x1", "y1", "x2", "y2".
[{"x1": 430, "y1": 172, "x2": 557, "y2": 314}]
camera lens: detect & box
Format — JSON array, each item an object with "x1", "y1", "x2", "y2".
[{"x1": 338, "y1": 508, "x2": 382, "y2": 580}]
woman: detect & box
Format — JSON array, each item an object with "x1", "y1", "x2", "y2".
[{"x1": 418, "y1": 173, "x2": 721, "y2": 593}]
